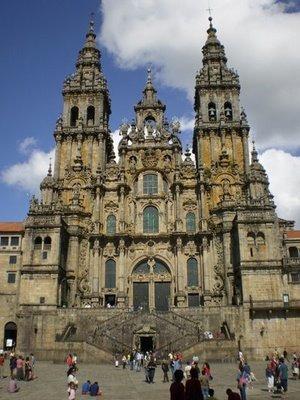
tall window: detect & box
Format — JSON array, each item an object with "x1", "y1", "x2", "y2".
[
  {"x1": 87, "y1": 106, "x2": 95, "y2": 125},
  {"x1": 143, "y1": 174, "x2": 158, "y2": 195},
  {"x1": 34, "y1": 237, "x2": 42, "y2": 250},
  {"x1": 186, "y1": 212, "x2": 196, "y2": 233},
  {"x1": 106, "y1": 215, "x2": 116, "y2": 235},
  {"x1": 187, "y1": 258, "x2": 199, "y2": 287},
  {"x1": 289, "y1": 247, "x2": 298, "y2": 258},
  {"x1": 208, "y1": 102, "x2": 216, "y2": 121},
  {"x1": 70, "y1": 106, "x2": 79, "y2": 127},
  {"x1": 105, "y1": 259, "x2": 116, "y2": 289},
  {"x1": 44, "y1": 236, "x2": 52, "y2": 250},
  {"x1": 143, "y1": 206, "x2": 159, "y2": 233},
  {"x1": 224, "y1": 101, "x2": 233, "y2": 120}
]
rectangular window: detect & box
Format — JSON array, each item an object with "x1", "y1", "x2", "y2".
[
  {"x1": 42, "y1": 251, "x2": 48, "y2": 260},
  {"x1": 40, "y1": 297, "x2": 45, "y2": 304},
  {"x1": 10, "y1": 237, "x2": 20, "y2": 246},
  {"x1": 143, "y1": 174, "x2": 158, "y2": 195},
  {"x1": 7, "y1": 273, "x2": 16, "y2": 284},
  {"x1": 9, "y1": 256, "x2": 17, "y2": 264},
  {"x1": 188, "y1": 293, "x2": 200, "y2": 308},
  {"x1": 291, "y1": 272, "x2": 300, "y2": 283},
  {"x1": 0, "y1": 236, "x2": 9, "y2": 246}
]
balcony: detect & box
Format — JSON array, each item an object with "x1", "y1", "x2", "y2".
[{"x1": 249, "y1": 297, "x2": 300, "y2": 318}]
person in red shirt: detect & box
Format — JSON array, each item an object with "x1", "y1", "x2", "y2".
[
  {"x1": 226, "y1": 388, "x2": 241, "y2": 400},
  {"x1": 170, "y1": 369, "x2": 185, "y2": 400},
  {"x1": 0, "y1": 353, "x2": 5, "y2": 378}
]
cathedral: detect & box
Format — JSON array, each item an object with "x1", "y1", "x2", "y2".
[{"x1": 1, "y1": 17, "x2": 300, "y2": 360}]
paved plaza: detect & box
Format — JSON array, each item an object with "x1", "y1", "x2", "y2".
[{"x1": 0, "y1": 360, "x2": 299, "y2": 399}]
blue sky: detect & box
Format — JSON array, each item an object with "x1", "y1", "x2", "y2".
[{"x1": 1, "y1": 0, "x2": 300, "y2": 224}]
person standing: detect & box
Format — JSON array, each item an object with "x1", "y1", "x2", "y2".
[
  {"x1": 278, "y1": 357, "x2": 288, "y2": 394},
  {"x1": 185, "y1": 367, "x2": 204, "y2": 400},
  {"x1": 162, "y1": 360, "x2": 170, "y2": 382},
  {"x1": 16, "y1": 355, "x2": 24, "y2": 381},
  {"x1": 184, "y1": 361, "x2": 192, "y2": 380},
  {"x1": 170, "y1": 369, "x2": 185, "y2": 400},
  {"x1": 67, "y1": 381, "x2": 77, "y2": 400},
  {"x1": 199, "y1": 370, "x2": 210, "y2": 399},
  {"x1": 0, "y1": 352, "x2": 5, "y2": 379}
]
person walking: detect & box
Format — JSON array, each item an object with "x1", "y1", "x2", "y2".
[
  {"x1": 122, "y1": 355, "x2": 127, "y2": 369},
  {"x1": 147, "y1": 356, "x2": 157, "y2": 383},
  {"x1": 278, "y1": 357, "x2": 288, "y2": 394},
  {"x1": 265, "y1": 362, "x2": 274, "y2": 393},
  {"x1": 236, "y1": 365, "x2": 248, "y2": 400},
  {"x1": 16, "y1": 355, "x2": 24, "y2": 381},
  {"x1": 185, "y1": 367, "x2": 204, "y2": 400},
  {"x1": 170, "y1": 369, "x2": 185, "y2": 400}
]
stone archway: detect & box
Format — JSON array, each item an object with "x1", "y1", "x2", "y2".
[
  {"x1": 132, "y1": 258, "x2": 171, "y2": 311},
  {"x1": 4, "y1": 321, "x2": 17, "y2": 350}
]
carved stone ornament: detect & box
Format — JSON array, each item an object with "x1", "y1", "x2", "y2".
[
  {"x1": 78, "y1": 269, "x2": 91, "y2": 295},
  {"x1": 104, "y1": 200, "x2": 119, "y2": 212},
  {"x1": 103, "y1": 242, "x2": 117, "y2": 257},
  {"x1": 105, "y1": 161, "x2": 119, "y2": 181},
  {"x1": 183, "y1": 198, "x2": 197, "y2": 211},
  {"x1": 141, "y1": 149, "x2": 158, "y2": 168},
  {"x1": 212, "y1": 236, "x2": 225, "y2": 294},
  {"x1": 184, "y1": 241, "x2": 197, "y2": 256}
]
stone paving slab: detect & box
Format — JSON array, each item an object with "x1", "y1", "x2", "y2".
[{"x1": 0, "y1": 361, "x2": 299, "y2": 399}]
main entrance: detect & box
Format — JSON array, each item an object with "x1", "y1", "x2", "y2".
[
  {"x1": 3, "y1": 321, "x2": 17, "y2": 350},
  {"x1": 132, "y1": 258, "x2": 171, "y2": 311},
  {"x1": 140, "y1": 336, "x2": 153, "y2": 353}
]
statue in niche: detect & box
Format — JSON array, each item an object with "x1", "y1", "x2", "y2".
[{"x1": 221, "y1": 179, "x2": 232, "y2": 201}]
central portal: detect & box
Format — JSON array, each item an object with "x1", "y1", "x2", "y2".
[{"x1": 140, "y1": 336, "x2": 153, "y2": 353}]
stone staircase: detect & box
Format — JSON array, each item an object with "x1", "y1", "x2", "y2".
[{"x1": 56, "y1": 309, "x2": 236, "y2": 361}]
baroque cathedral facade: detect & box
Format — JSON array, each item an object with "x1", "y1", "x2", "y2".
[{"x1": 3, "y1": 18, "x2": 299, "y2": 359}]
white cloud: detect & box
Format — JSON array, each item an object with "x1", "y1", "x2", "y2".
[
  {"x1": 18, "y1": 136, "x2": 38, "y2": 154},
  {"x1": 260, "y1": 149, "x2": 300, "y2": 227},
  {"x1": 100, "y1": 0, "x2": 300, "y2": 150},
  {"x1": 1, "y1": 148, "x2": 55, "y2": 194}
]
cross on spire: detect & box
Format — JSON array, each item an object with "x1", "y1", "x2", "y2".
[{"x1": 89, "y1": 12, "x2": 95, "y2": 32}]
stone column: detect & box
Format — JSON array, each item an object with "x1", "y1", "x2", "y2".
[
  {"x1": 202, "y1": 236, "x2": 210, "y2": 292},
  {"x1": 223, "y1": 229, "x2": 233, "y2": 305},
  {"x1": 175, "y1": 238, "x2": 186, "y2": 307},
  {"x1": 93, "y1": 239, "x2": 100, "y2": 293},
  {"x1": 117, "y1": 239, "x2": 126, "y2": 308},
  {"x1": 119, "y1": 186, "x2": 125, "y2": 232},
  {"x1": 88, "y1": 136, "x2": 93, "y2": 170},
  {"x1": 66, "y1": 234, "x2": 79, "y2": 306}
]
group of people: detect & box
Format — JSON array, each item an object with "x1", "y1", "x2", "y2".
[
  {"x1": 0, "y1": 351, "x2": 36, "y2": 393},
  {"x1": 265, "y1": 349, "x2": 300, "y2": 394},
  {"x1": 66, "y1": 353, "x2": 102, "y2": 399}
]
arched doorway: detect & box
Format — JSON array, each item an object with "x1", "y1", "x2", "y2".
[
  {"x1": 4, "y1": 321, "x2": 17, "y2": 350},
  {"x1": 132, "y1": 258, "x2": 171, "y2": 311}
]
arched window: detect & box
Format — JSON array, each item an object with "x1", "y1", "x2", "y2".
[
  {"x1": 87, "y1": 106, "x2": 95, "y2": 125},
  {"x1": 187, "y1": 258, "x2": 199, "y2": 287},
  {"x1": 143, "y1": 174, "x2": 158, "y2": 195},
  {"x1": 256, "y1": 232, "x2": 265, "y2": 245},
  {"x1": 143, "y1": 206, "x2": 159, "y2": 233},
  {"x1": 4, "y1": 321, "x2": 17, "y2": 349},
  {"x1": 289, "y1": 247, "x2": 299, "y2": 258},
  {"x1": 186, "y1": 212, "x2": 196, "y2": 233},
  {"x1": 70, "y1": 106, "x2": 79, "y2": 127},
  {"x1": 208, "y1": 102, "x2": 216, "y2": 121},
  {"x1": 106, "y1": 215, "x2": 116, "y2": 235},
  {"x1": 44, "y1": 236, "x2": 52, "y2": 250},
  {"x1": 34, "y1": 237, "x2": 42, "y2": 250},
  {"x1": 224, "y1": 101, "x2": 233, "y2": 121},
  {"x1": 133, "y1": 260, "x2": 149, "y2": 275},
  {"x1": 105, "y1": 259, "x2": 116, "y2": 289},
  {"x1": 247, "y1": 233, "x2": 255, "y2": 246}
]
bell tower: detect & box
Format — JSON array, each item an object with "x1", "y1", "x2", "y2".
[
  {"x1": 193, "y1": 17, "x2": 250, "y2": 220},
  {"x1": 52, "y1": 17, "x2": 113, "y2": 211}
]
